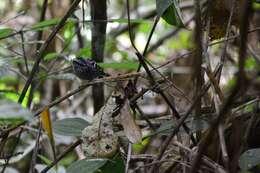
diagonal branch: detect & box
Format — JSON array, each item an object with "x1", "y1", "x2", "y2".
[{"x1": 18, "y1": 0, "x2": 82, "y2": 104}]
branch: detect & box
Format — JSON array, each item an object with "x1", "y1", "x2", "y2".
[{"x1": 18, "y1": 0, "x2": 82, "y2": 104}]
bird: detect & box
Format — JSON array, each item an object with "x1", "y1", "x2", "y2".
[{"x1": 72, "y1": 57, "x2": 108, "y2": 80}]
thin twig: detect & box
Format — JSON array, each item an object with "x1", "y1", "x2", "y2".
[
  {"x1": 125, "y1": 143, "x2": 132, "y2": 173},
  {"x1": 204, "y1": 67, "x2": 225, "y2": 102},
  {"x1": 19, "y1": 30, "x2": 29, "y2": 74},
  {"x1": 29, "y1": 122, "x2": 42, "y2": 173},
  {"x1": 1, "y1": 129, "x2": 23, "y2": 173},
  {"x1": 126, "y1": 0, "x2": 195, "y2": 146},
  {"x1": 193, "y1": 0, "x2": 203, "y2": 143},
  {"x1": 190, "y1": 1, "x2": 252, "y2": 172},
  {"x1": 40, "y1": 139, "x2": 82, "y2": 173},
  {"x1": 247, "y1": 44, "x2": 260, "y2": 64},
  {"x1": 218, "y1": 123, "x2": 230, "y2": 171},
  {"x1": 18, "y1": 0, "x2": 82, "y2": 104},
  {"x1": 147, "y1": 62, "x2": 224, "y2": 173},
  {"x1": 26, "y1": 0, "x2": 49, "y2": 108},
  {"x1": 147, "y1": 17, "x2": 193, "y2": 54},
  {"x1": 217, "y1": 0, "x2": 236, "y2": 83}
]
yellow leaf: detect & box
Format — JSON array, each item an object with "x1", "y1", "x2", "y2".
[{"x1": 40, "y1": 108, "x2": 56, "y2": 159}]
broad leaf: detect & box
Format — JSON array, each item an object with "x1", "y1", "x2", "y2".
[
  {"x1": 67, "y1": 159, "x2": 107, "y2": 173},
  {"x1": 119, "y1": 100, "x2": 142, "y2": 143},
  {"x1": 100, "y1": 154, "x2": 125, "y2": 173},
  {"x1": 53, "y1": 117, "x2": 90, "y2": 137},
  {"x1": 156, "y1": 0, "x2": 184, "y2": 27},
  {"x1": 0, "y1": 100, "x2": 32, "y2": 127},
  {"x1": 239, "y1": 148, "x2": 260, "y2": 170}
]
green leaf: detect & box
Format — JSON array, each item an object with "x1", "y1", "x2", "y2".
[
  {"x1": 43, "y1": 52, "x2": 59, "y2": 62},
  {"x1": 0, "y1": 28, "x2": 14, "y2": 39},
  {"x1": 75, "y1": 47, "x2": 91, "y2": 57},
  {"x1": 53, "y1": 117, "x2": 90, "y2": 137},
  {"x1": 63, "y1": 20, "x2": 74, "y2": 40},
  {"x1": 38, "y1": 154, "x2": 52, "y2": 165},
  {"x1": 156, "y1": 0, "x2": 172, "y2": 17},
  {"x1": 156, "y1": 0, "x2": 184, "y2": 27},
  {"x1": 245, "y1": 56, "x2": 257, "y2": 70},
  {"x1": 100, "y1": 154, "x2": 125, "y2": 173},
  {"x1": 239, "y1": 148, "x2": 260, "y2": 170},
  {"x1": 30, "y1": 18, "x2": 61, "y2": 31},
  {"x1": 99, "y1": 61, "x2": 139, "y2": 70},
  {"x1": 67, "y1": 159, "x2": 107, "y2": 173},
  {"x1": 132, "y1": 137, "x2": 150, "y2": 153},
  {"x1": 253, "y1": 2, "x2": 260, "y2": 10}
]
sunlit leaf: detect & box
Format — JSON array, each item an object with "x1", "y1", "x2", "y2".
[
  {"x1": 75, "y1": 47, "x2": 91, "y2": 57},
  {"x1": 239, "y1": 148, "x2": 260, "y2": 170},
  {"x1": 132, "y1": 137, "x2": 150, "y2": 153},
  {"x1": 63, "y1": 20, "x2": 74, "y2": 40},
  {"x1": 53, "y1": 117, "x2": 90, "y2": 137},
  {"x1": 43, "y1": 52, "x2": 59, "y2": 62},
  {"x1": 67, "y1": 159, "x2": 107, "y2": 173}
]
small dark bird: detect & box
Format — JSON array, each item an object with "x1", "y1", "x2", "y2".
[{"x1": 72, "y1": 57, "x2": 108, "y2": 80}]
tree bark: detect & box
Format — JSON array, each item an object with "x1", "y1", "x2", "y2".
[{"x1": 90, "y1": 0, "x2": 107, "y2": 113}]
